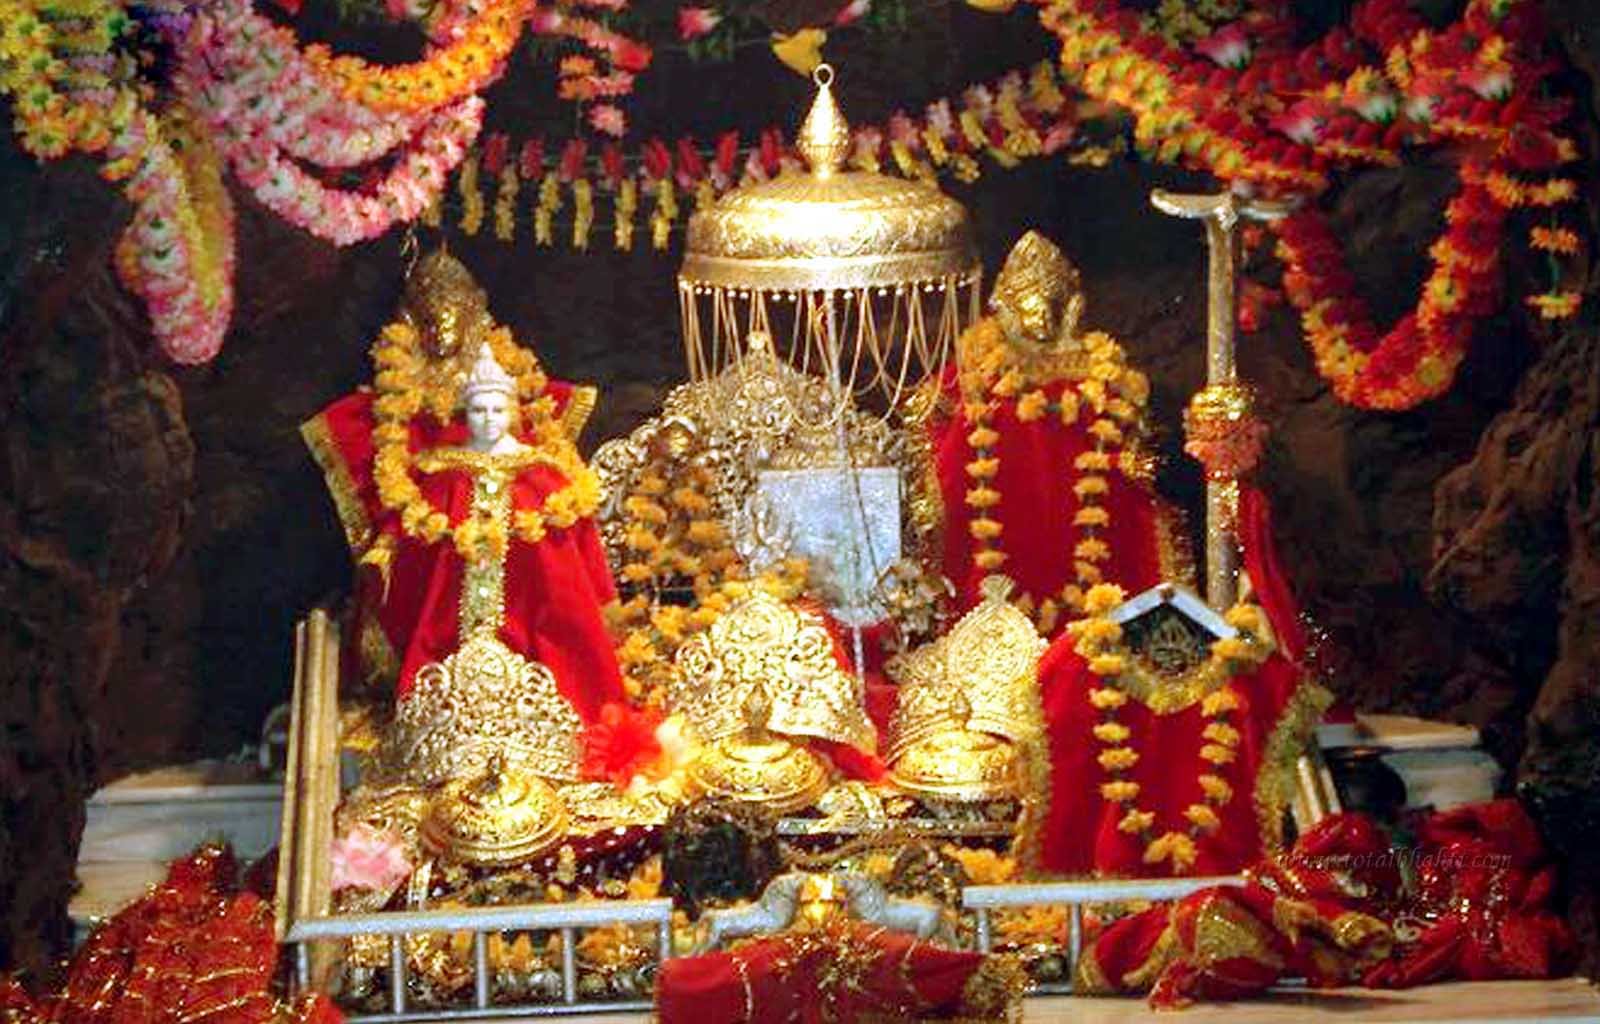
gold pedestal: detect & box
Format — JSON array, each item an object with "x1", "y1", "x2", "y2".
[{"x1": 686, "y1": 734, "x2": 830, "y2": 816}]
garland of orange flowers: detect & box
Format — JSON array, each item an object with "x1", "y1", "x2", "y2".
[
  {"x1": 303, "y1": 0, "x2": 534, "y2": 115},
  {"x1": 368, "y1": 318, "x2": 600, "y2": 563},
  {"x1": 1031, "y1": 0, "x2": 1584, "y2": 410},
  {"x1": 607, "y1": 455, "x2": 808, "y2": 707},
  {"x1": 1070, "y1": 582, "x2": 1270, "y2": 874},
  {"x1": 956, "y1": 317, "x2": 1150, "y2": 635}
]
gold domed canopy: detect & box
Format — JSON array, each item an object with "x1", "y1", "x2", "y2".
[
  {"x1": 678, "y1": 65, "x2": 981, "y2": 412},
  {"x1": 681, "y1": 65, "x2": 977, "y2": 293}
]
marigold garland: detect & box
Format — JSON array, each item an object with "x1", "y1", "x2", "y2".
[
  {"x1": 1032, "y1": 0, "x2": 1585, "y2": 410},
  {"x1": 426, "y1": 61, "x2": 1096, "y2": 250},
  {"x1": 603, "y1": 443, "x2": 810, "y2": 707},
  {"x1": 1070, "y1": 582, "x2": 1270, "y2": 873},
  {"x1": 956, "y1": 317, "x2": 1151, "y2": 634},
  {"x1": 368, "y1": 319, "x2": 600, "y2": 563}
]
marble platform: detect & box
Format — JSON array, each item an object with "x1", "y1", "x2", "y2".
[
  {"x1": 1318, "y1": 712, "x2": 1502, "y2": 811},
  {"x1": 71, "y1": 759, "x2": 280, "y2": 935}
]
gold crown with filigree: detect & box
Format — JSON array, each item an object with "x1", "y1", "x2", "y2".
[
  {"x1": 669, "y1": 591, "x2": 876, "y2": 754},
  {"x1": 885, "y1": 576, "x2": 1046, "y2": 763},
  {"x1": 383, "y1": 631, "x2": 584, "y2": 787},
  {"x1": 405, "y1": 247, "x2": 489, "y2": 318},
  {"x1": 988, "y1": 231, "x2": 1085, "y2": 349}
]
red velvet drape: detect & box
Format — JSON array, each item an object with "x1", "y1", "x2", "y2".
[{"x1": 306, "y1": 386, "x2": 623, "y2": 720}]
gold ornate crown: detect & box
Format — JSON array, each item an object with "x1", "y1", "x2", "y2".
[
  {"x1": 383, "y1": 632, "x2": 584, "y2": 787},
  {"x1": 460, "y1": 340, "x2": 518, "y2": 404},
  {"x1": 669, "y1": 591, "x2": 877, "y2": 754},
  {"x1": 885, "y1": 576, "x2": 1047, "y2": 763},
  {"x1": 988, "y1": 231, "x2": 1085, "y2": 349}
]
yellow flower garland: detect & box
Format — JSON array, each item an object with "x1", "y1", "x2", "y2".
[
  {"x1": 1070, "y1": 582, "x2": 1270, "y2": 874},
  {"x1": 369, "y1": 318, "x2": 600, "y2": 563},
  {"x1": 956, "y1": 318, "x2": 1151, "y2": 634},
  {"x1": 606, "y1": 447, "x2": 808, "y2": 707}
]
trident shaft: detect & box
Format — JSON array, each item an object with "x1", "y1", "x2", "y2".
[{"x1": 1150, "y1": 189, "x2": 1294, "y2": 611}]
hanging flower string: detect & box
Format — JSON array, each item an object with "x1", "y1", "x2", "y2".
[
  {"x1": 442, "y1": 60, "x2": 1092, "y2": 248},
  {"x1": 1029, "y1": 0, "x2": 1584, "y2": 409}
]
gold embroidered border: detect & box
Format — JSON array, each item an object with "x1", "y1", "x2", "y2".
[
  {"x1": 1009, "y1": 662, "x2": 1054, "y2": 874},
  {"x1": 563, "y1": 384, "x2": 599, "y2": 442},
  {"x1": 1252, "y1": 679, "x2": 1333, "y2": 854},
  {"x1": 301, "y1": 413, "x2": 371, "y2": 555},
  {"x1": 458, "y1": 461, "x2": 517, "y2": 637}
]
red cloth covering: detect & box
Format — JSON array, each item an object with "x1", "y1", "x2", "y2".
[
  {"x1": 1077, "y1": 803, "x2": 1575, "y2": 1009},
  {"x1": 926, "y1": 368, "x2": 1168, "y2": 626},
  {"x1": 1028, "y1": 483, "x2": 1326, "y2": 877},
  {"x1": 1362, "y1": 799, "x2": 1576, "y2": 986},
  {"x1": 1238, "y1": 485, "x2": 1307, "y2": 662},
  {"x1": 656, "y1": 919, "x2": 1024, "y2": 1023},
  {"x1": 1078, "y1": 814, "x2": 1398, "y2": 1008},
  {"x1": 1031, "y1": 647, "x2": 1311, "y2": 876},
  {"x1": 305, "y1": 386, "x2": 624, "y2": 720},
  {"x1": 0, "y1": 845, "x2": 341, "y2": 1024}
]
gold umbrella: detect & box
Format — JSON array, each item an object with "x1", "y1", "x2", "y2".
[{"x1": 679, "y1": 64, "x2": 981, "y2": 420}]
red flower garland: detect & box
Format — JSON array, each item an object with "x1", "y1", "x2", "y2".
[{"x1": 1033, "y1": 0, "x2": 1584, "y2": 410}]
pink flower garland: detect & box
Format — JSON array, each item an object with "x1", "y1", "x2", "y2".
[
  {"x1": 109, "y1": 109, "x2": 237, "y2": 364},
  {"x1": 178, "y1": 0, "x2": 435, "y2": 168},
  {"x1": 229, "y1": 98, "x2": 484, "y2": 245}
]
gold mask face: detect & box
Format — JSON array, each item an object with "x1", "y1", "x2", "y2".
[
  {"x1": 988, "y1": 231, "x2": 1084, "y2": 350},
  {"x1": 404, "y1": 249, "x2": 491, "y2": 361}
]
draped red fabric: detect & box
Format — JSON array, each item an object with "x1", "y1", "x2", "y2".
[
  {"x1": 1078, "y1": 805, "x2": 1575, "y2": 1008},
  {"x1": 926, "y1": 369, "x2": 1167, "y2": 627},
  {"x1": 1081, "y1": 814, "x2": 1398, "y2": 1006},
  {"x1": 1362, "y1": 799, "x2": 1577, "y2": 986},
  {"x1": 0, "y1": 846, "x2": 342, "y2": 1024},
  {"x1": 1238, "y1": 485, "x2": 1308, "y2": 663},
  {"x1": 656, "y1": 922, "x2": 1017, "y2": 1023},
  {"x1": 306, "y1": 386, "x2": 624, "y2": 720},
  {"x1": 1033, "y1": 645, "x2": 1306, "y2": 876}
]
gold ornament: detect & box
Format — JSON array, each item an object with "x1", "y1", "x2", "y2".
[
  {"x1": 885, "y1": 576, "x2": 1046, "y2": 802},
  {"x1": 384, "y1": 630, "x2": 585, "y2": 787},
  {"x1": 679, "y1": 64, "x2": 981, "y2": 415},
  {"x1": 683, "y1": 685, "x2": 831, "y2": 815},
  {"x1": 420, "y1": 754, "x2": 569, "y2": 867},
  {"x1": 988, "y1": 230, "x2": 1086, "y2": 354},
  {"x1": 399, "y1": 247, "x2": 498, "y2": 415},
  {"x1": 671, "y1": 591, "x2": 876, "y2": 754}
]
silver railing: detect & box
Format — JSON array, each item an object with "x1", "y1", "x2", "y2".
[
  {"x1": 962, "y1": 875, "x2": 1246, "y2": 994},
  {"x1": 287, "y1": 899, "x2": 675, "y2": 1021}
]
